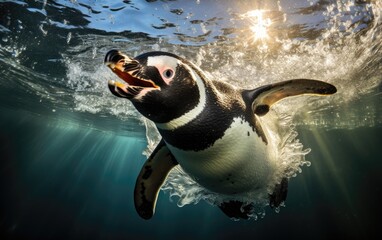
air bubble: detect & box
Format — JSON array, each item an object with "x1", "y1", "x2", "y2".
[
  {"x1": 66, "y1": 32, "x2": 72, "y2": 44},
  {"x1": 39, "y1": 24, "x2": 47, "y2": 36}
]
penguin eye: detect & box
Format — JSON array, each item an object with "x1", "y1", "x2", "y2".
[{"x1": 163, "y1": 69, "x2": 174, "y2": 79}]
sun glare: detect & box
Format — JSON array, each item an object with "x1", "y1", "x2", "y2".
[{"x1": 244, "y1": 10, "x2": 272, "y2": 41}]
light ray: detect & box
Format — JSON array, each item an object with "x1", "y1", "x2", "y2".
[{"x1": 243, "y1": 10, "x2": 272, "y2": 41}]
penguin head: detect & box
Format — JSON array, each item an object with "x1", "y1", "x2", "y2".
[{"x1": 104, "y1": 50, "x2": 201, "y2": 123}]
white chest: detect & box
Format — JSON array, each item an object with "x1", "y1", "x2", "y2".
[{"x1": 165, "y1": 117, "x2": 276, "y2": 194}]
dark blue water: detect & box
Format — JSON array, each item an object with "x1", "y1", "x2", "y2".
[{"x1": 1, "y1": 0, "x2": 381, "y2": 239}]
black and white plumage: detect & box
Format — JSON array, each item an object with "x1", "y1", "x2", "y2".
[{"x1": 104, "y1": 50, "x2": 337, "y2": 220}]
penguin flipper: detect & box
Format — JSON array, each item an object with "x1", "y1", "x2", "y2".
[
  {"x1": 134, "y1": 140, "x2": 178, "y2": 219},
  {"x1": 219, "y1": 201, "x2": 253, "y2": 220},
  {"x1": 243, "y1": 79, "x2": 337, "y2": 116},
  {"x1": 269, "y1": 177, "x2": 288, "y2": 208}
]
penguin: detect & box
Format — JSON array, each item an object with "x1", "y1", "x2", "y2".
[{"x1": 104, "y1": 49, "x2": 337, "y2": 220}]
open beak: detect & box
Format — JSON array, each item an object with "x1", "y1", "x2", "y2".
[{"x1": 104, "y1": 50, "x2": 159, "y2": 99}]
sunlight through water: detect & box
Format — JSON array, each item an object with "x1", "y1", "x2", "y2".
[{"x1": 244, "y1": 10, "x2": 272, "y2": 41}]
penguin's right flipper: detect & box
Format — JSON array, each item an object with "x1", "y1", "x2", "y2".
[
  {"x1": 219, "y1": 201, "x2": 253, "y2": 220},
  {"x1": 134, "y1": 140, "x2": 178, "y2": 219},
  {"x1": 243, "y1": 79, "x2": 337, "y2": 116}
]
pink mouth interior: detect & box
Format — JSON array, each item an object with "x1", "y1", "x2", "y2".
[{"x1": 112, "y1": 61, "x2": 158, "y2": 88}]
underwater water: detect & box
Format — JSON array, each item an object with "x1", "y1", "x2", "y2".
[{"x1": 1, "y1": 0, "x2": 381, "y2": 239}]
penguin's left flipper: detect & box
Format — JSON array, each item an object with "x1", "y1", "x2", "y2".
[
  {"x1": 134, "y1": 140, "x2": 178, "y2": 220},
  {"x1": 243, "y1": 79, "x2": 337, "y2": 116},
  {"x1": 269, "y1": 177, "x2": 288, "y2": 208}
]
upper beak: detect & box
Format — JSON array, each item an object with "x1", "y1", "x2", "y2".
[
  {"x1": 104, "y1": 49, "x2": 126, "y2": 66},
  {"x1": 104, "y1": 50, "x2": 162, "y2": 99}
]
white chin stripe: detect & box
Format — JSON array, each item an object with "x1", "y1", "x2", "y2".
[
  {"x1": 135, "y1": 88, "x2": 159, "y2": 101},
  {"x1": 156, "y1": 63, "x2": 206, "y2": 130}
]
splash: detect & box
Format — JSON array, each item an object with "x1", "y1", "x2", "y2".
[{"x1": 192, "y1": 1, "x2": 382, "y2": 129}]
